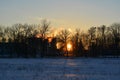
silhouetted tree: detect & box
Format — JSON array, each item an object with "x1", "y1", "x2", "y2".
[
  {"x1": 88, "y1": 27, "x2": 97, "y2": 56},
  {"x1": 72, "y1": 29, "x2": 84, "y2": 56},
  {"x1": 109, "y1": 23, "x2": 120, "y2": 56},
  {"x1": 0, "y1": 26, "x2": 4, "y2": 42},
  {"x1": 35, "y1": 20, "x2": 51, "y2": 57},
  {"x1": 96, "y1": 25, "x2": 107, "y2": 56},
  {"x1": 0, "y1": 21, "x2": 120, "y2": 58},
  {"x1": 57, "y1": 29, "x2": 71, "y2": 57},
  {"x1": 97, "y1": 25, "x2": 106, "y2": 46},
  {"x1": 38, "y1": 20, "x2": 50, "y2": 39}
]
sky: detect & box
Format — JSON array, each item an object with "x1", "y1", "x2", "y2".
[{"x1": 0, "y1": 0, "x2": 120, "y2": 31}]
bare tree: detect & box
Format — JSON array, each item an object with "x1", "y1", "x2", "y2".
[
  {"x1": 0, "y1": 26, "x2": 4, "y2": 42},
  {"x1": 72, "y1": 29, "x2": 84, "y2": 56},
  {"x1": 38, "y1": 19, "x2": 50, "y2": 39},
  {"x1": 109, "y1": 23, "x2": 120, "y2": 48},
  {"x1": 32, "y1": 20, "x2": 51, "y2": 57},
  {"x1": 57, "y1": 29, "x2": 71, "y2": 57},
  {"x1": 88, "y1": 27, "x2": 96, "y2": 46},
  {"x1": 97, "y1": 25, "x2": 106, "y2": 46}
]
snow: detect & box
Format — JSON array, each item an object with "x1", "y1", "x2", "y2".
[{"x1": 0, "y1": 58, "x2": 120, "y2": 80}]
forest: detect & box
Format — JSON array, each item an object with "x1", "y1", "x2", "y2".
[{"x1": 0, "y1": 20, "x2": 120, "y2": 58}]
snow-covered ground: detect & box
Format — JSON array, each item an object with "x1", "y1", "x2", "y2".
[{"x1": 0, "y1": 58, "x2": 120, "y2": 80}]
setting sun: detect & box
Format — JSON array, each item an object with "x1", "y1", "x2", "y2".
[{"x1": 67, "y1": 43, "x2": 72, "y2": 51}]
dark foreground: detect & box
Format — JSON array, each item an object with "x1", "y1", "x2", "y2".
[{"x1": 0, "y1": 58, "x2": 120, "y2": 80}]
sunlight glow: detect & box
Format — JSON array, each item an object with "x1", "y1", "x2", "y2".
[
  {"x1": 35, "y1": 34, "x2": 41, "y2": 38},
  {"x1": 68, "y1": 28, "x2": 72, "y2": 32},
  {"x1": 56, "y1": 42, "x2": 62, "y2": 49},
  {"x1": 67, "y1": 43, "x2": 72, "y2": 51}
]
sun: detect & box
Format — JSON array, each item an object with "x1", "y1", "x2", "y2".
[{"x1": 67, "y1": 43, "x2": 72, "y2": 51}]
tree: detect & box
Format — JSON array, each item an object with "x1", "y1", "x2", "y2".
[
  {"x1": 72, "y1": 29, "x2": 84, "y2": 56},
  {"x1": 110, "y1": 23, "x2": 120, "y2": 48},
  {"x1": 88, "y1": 27, "x2": 96, "y2": 41},
  {"x1": 57, "y1": 29, "x2": 71, "y2": 57},
  {"x1": 109, "y1": 23, "x2": 120, "y2": 56},
  {"x1": 36, "y1": 20, "x2": 51, "y2": 57},
  {"x1": 0, "y1": 26, "x2": 4, "y2": 42},
  {"x1": 38, "y1": 19, "x2": 50, "y2": 39},
  {"x1": 7, "y1": 24, "x2": 38, "y2": 57},
  {"x1": 88, "y1": 27, "x2": 96, "y2": 48},
  {"x1": 97, "y1": 25, "x2": 106, "y2": 47},
  {"x1": 88, "y1": 27, "x2": 97, "y2": 57}
]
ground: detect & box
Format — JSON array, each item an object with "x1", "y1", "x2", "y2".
[{"x1": 0, "y1": 58, "x2": 120, "y2": 80}]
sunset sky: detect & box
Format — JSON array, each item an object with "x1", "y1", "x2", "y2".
[{"x1": 0, "y1": 0, "x2": 120, "y2": 30}]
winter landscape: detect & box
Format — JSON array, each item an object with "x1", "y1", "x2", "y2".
[
  {"x1": 0, "y1": 0, "x2": 120, "y2": 80},
  {"x1": 0, "y1": 58, "x2": 120, "y2": 80}
]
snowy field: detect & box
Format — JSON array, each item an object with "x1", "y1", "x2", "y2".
[{"x1": 0, "y1": 58, "x2": 120, "y2": 80}]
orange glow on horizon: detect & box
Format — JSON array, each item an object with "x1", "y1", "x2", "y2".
[
  {"x1": 67, "y1": 43, "x2": 72, "y2": 51},
  {"x1": 48, "y1": 37, "x2": 52, "y2": 43},
  {"x1": 35, "y1": 34, "x2": 41, "y2": 38}
]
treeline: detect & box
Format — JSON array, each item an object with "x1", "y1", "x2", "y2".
[
  {"x1": 0, "y1": 20, "x2": 58, "y2": 58},
  {"x1": 0, "y1": 20, "x2": 120, "y2": 58}
]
